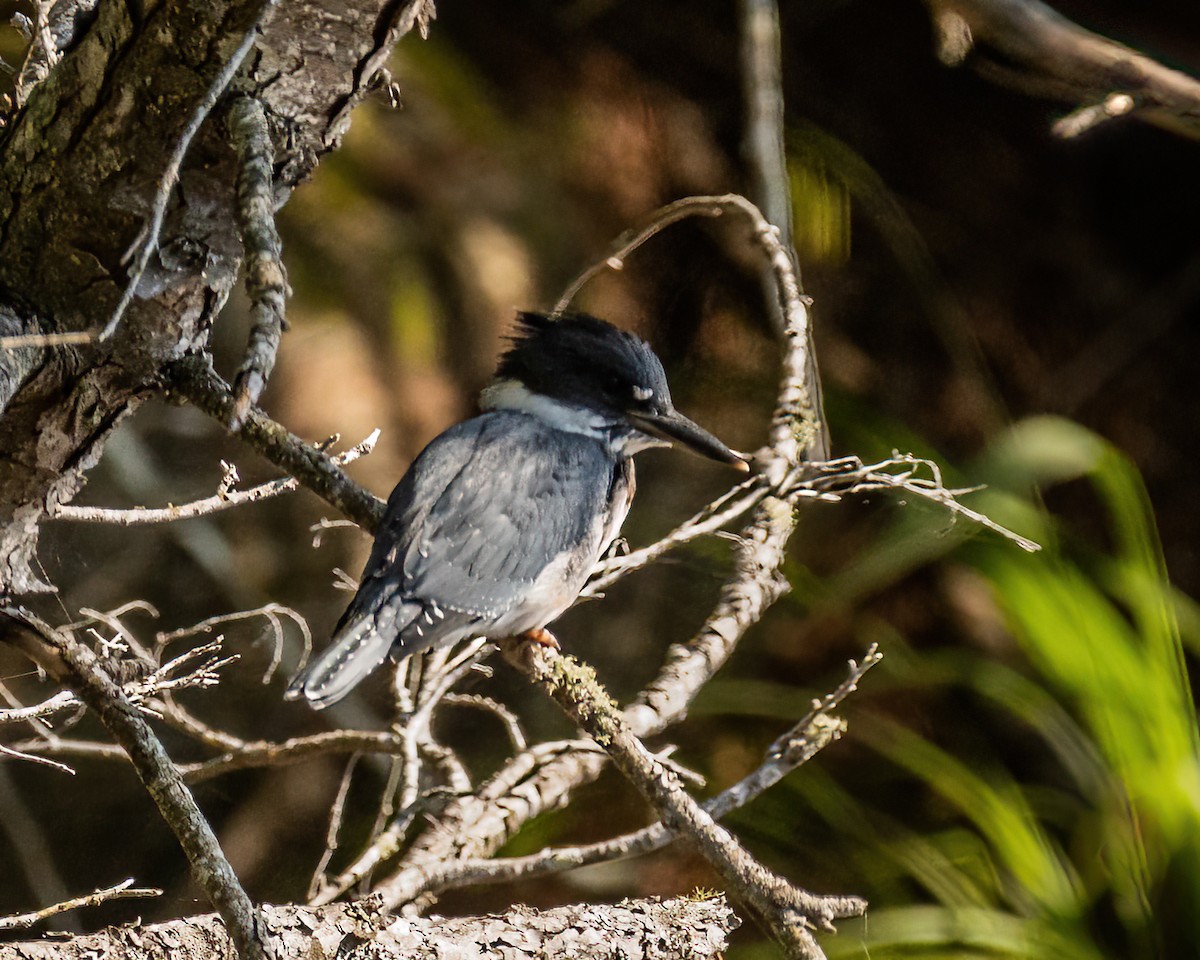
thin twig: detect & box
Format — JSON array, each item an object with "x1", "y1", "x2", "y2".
[
  {"x1": 355, "y1": 756, "x2": 406, "y2": 894},
  {"x1": 311, "y1": 640, "x2": 494, "y2": 897},
  {"x1": 49, "y1": 431, "x2": 378, "y2": 525},
  {"x1": 0, "y1": 742, "x2": 75, "y2": 775},
  {"x1": 307, "y1": 753, "x2": 362, "y2": 902},
  {"x1": 441, "y1": 693, "x2": 527, "y2": 753},
  {"x1": 799, "y1": 452, "x2": 1041, "y2": 552},
  {"x1": 583, "y1": 475, "x2": 769, "y2": 596},
  {"x1": 166, "y1": 355, "x2": 386, "y2": 532},
  {"x1": 10, "y1": 0, "x2": 63, "y2": 109},
  {"x1": 737, "y1": 0, "x2": 831, "y2": 460},
  {"x1": 554, "y1": 195, "x2": 827, "y2": 463},
  {"x1": 1, "y1": 631, "x2": 237, "y2": 735},
  {"x1": 329, "y1": 740, "x2": 600, "y2": 905},
  {"x1": 158, "y1": 696, "x2": 246, "y2": 752},
  {"x1": 156, "y1": 602, "x2": 314, "y2": 684},
  {"x1": 409, "y1": 678, "x2": 861, "y2": 894},
  {"x1": 0, "y1": 690, "x2": 76, "y2": 725},
  {"x1": 0, "y1": 331, "x2": 95, "y2": 351},
  {"x1": 552, "y1": 199, "x2": 727, "y2": 314},
  {"x1": 0, "y1": 878, "x2": 162, "y2": 931},
  {"x1": 179, "y1": 729, "x2": 405, "y2": 783},
  {"x1": 739, "y1": 0, "x2": 792, "y2": 251}
]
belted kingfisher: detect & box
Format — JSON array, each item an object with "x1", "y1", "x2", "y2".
[{"x1": 286, "y1": 311, "x2": 747, "y2": 708}]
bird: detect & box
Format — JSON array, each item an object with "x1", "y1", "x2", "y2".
[{"x1": 285, "y1": 311, "x2": 748, "y2": 708}]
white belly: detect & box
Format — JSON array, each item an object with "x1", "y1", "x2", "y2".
[{"x1": 490, "y1": 458, "x2": 635, "y2": 636}]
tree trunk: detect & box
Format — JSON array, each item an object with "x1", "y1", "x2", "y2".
[{"x1": 0, "y1": 0, "x2": 432, "y2": 593}]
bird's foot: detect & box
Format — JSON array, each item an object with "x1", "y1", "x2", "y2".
[{"x1": 518, "y1": 627, "x2": 560, "y2": 649}]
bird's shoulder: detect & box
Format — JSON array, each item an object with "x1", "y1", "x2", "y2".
[{"x1": 388, "y1": 409, "x2": 613, "y2": 513}]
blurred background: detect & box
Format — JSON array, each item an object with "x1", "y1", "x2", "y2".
[{"x1": 3, "y1": 1, "x2": 1200, "y2": 957}]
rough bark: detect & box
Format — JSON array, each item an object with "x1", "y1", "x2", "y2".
[
  {"x1": 0, "y1": 896, "x2": 738, "y2": 960},
  {"x1": 0, "y1": 0, "x2": 432, "y2": 594}
]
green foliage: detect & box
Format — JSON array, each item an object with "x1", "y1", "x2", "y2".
[{"x1": 713, "y1": 416, "x2": 1198, "y2": 958}]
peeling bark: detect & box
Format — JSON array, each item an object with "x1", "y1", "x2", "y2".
[{"x1": 0, "y1": 896, "x2": 738, "y2": 960}]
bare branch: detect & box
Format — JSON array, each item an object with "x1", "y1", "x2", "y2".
[
  {"x1": 0, "y1": 690, "x2": 76, "y2": 725},
  {"x1": 504, "y1": 639, "x2": 865, "y2": 959},
  {"x1": 179, "y1": 729, "x2": 405, "y2": 783},
  {"x1": 738, "y1": 0, "x2": 792, "y2": 343},
  {"x1": 307, "y1": 753, "x2": 362, "y2": 902},
  {"x1": 166, "y1": 356, "x2": 387, "y2": 532},
  {"x1": 583, "y1": 475, "x2": 769, "y2": 596},
  {"x1": 441, "y1": 693, "x2": 528, "y2": 753},
  {"x1": 156, "y1": 601, "x2": 314, "y2": 684},
  {"x1": 408, "y1": 649, "x2": 880, "y2": 897},
  {"x1": 0, "y1": 743, "x2": 75, "y2": 775},
  {"x1": 228, "y1": 96, "x2": 289, "y2": 429},
  {"x1": 0, "y1": 331, "x2": 95, "y2": 351},
  {"x1": 50, "y1": 432, "x2": 379, "y2": 526},
  {"x1": 553, "y1": 198, "x2": 726, "y2": 314},
  {"x1": 800, "y1": 453, "x2": 1041, "y2": 553},
  {"x1": 925, "y1": 0, "x2": 1200, "y2": 139},
  {"x1": 10, "y1": 0, "x2": 66, "y2": 110},
  {"x1": 0, "y1": 878, "x2": 162, "y2": 932},
  {"x1": 4, "y1": 739, "x2": 126, "y2": 768},
  {"x1": 555, "y1": 194, "x2": 826, "y2": 464},
  {"x1": 0, "y1": 608, "x2": 268, "y2": 960},
  {"x1": 335, "y1": 740, "x2": 600, "y2": 905},
  {"x1": 2, "y1": 632, "x2": 236, "y2": 737}
]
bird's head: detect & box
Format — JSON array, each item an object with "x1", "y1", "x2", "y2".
[{"x1": 482, "y1": 311, "x2": 748, "y2": 470}]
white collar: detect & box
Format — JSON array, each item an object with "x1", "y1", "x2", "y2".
[{"x1": 479, "y1": 379, "x2": 668, "y2": 456}]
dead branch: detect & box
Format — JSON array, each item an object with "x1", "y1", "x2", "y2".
[
  {"x1": 925, "y1": 0, "x2": 1200, "y2": 139},
  {"x1": 0, "y1": 608, "x2": 267, "y2": 960},
  {"x1": 0, "y1": 879, "x2": 162, "y2": 932},
  {"x1": 0, "y1": 743, "x2": 75, "y2": 775},
  {"x1": 228, "y1": 95, "x2": 290, "y2": 429},
  {"x1": 48, "y1": 432, "x2": 378, "y2": 526},
  {"x1": 0, "y1": 691, "x2": 76, "y2": 725},
  {"x1": 391, "y1": 649, "x2": 879, "y2": 896},
  {"x1": 0, "y1": 896, "x2": 737, "y2": 960},
  {"x1": 325, "y1": 739, "x2": 600, "y2": 904},
  {"x1": 166, "y1": 356, "x2": 386, "y2": 531},
  {"x1": 555, "y1": 194, "x2": 826, "y2": 464},
  {"x1": 739, "y1": 0, "x2": 793, "y2": 259},
  {"x1": 503, "y1": 639, "x2": 866, "y2": 959},
  {"x1": 583, "y1": 474, "x2": 769, "y2": 596},
  {"x1": 179, "y1": 730, "x2": 406, "y2": 783}
]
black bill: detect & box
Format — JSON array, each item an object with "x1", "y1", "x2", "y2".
[{"x1": 630, "y1": 410, "x2": 750, "y2": 471}]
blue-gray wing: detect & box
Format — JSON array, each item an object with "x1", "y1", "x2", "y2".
[{"x1": 353, "y1": 410, "x2": 617, "y2": 621}]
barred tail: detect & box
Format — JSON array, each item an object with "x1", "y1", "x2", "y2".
[{"x1": 285, "y1": 615, "x2": 398, "y2": 709}]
